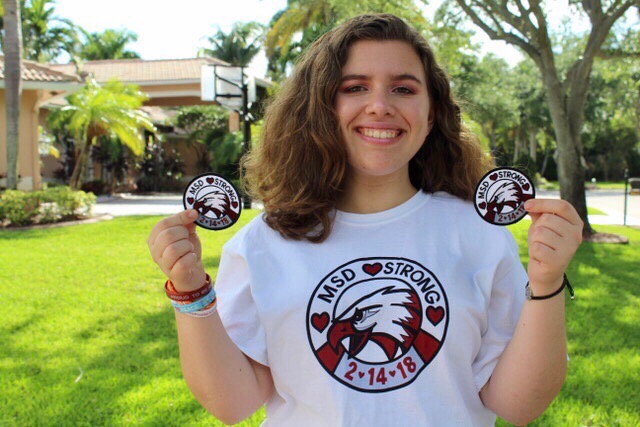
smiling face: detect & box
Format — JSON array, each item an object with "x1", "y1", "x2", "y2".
[{"x1": 335, "y1": 40, "x2": 432, "y2": 184}]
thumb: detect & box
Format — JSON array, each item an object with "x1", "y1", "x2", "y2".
[{"x1": 182, "y1": 209, "x2": 199, "y2": 225}]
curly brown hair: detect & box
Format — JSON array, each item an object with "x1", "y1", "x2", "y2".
[{"x1": 242, "y1": 13, "x2": 493, "y2": 242}]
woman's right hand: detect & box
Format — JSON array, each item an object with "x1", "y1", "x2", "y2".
[{"x1": 147, "y1": 209, "x2": 207, "y2": 292}]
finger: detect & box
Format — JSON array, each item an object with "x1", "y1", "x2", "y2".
[
  {"x1": 159, "y1": 240, "x2": 195, "y2": 275},
  {"x1": 524, "y1": 199, "x2": 581, "y2": 226},
  {"x1": 150, "y1": 226, "x2": 190, "y2": 263},
  {"x1": 529, "y1": 240, "x2": 556, "y2": 264},
  {"x1": 531, "y1": 214, "x2": 567, "y2": 238},
  {"x1": 147, "y1": 210, "x2": 199, "y2": 247},
  {"x1": 528, "y1": 225, "x2": 564, "y2": 251}
]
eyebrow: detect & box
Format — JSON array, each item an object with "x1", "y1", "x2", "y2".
[{"x1": 340, "y1": 73, "x2": 423, "y2": 85}]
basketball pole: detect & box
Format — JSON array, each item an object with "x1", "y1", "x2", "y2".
[{"x1": 211, "y1": 65, "x2": 253, "y2": 209}]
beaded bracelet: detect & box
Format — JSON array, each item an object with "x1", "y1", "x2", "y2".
[
  {"x1": 172, "y1": 288, "x2": 216, "y2": 313},
  {"x1": 164, "y1": 274, "x2": 212, "y2": 302}
]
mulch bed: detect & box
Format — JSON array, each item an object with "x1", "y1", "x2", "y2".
[{"x1": 584, "y1": 232, "x2": 630, "y2": 244}]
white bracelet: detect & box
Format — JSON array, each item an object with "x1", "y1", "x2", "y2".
[{"x1": 176, "y1": 299, "x2": 218, "y2": 318}]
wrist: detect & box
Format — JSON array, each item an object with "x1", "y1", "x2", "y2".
[
  {"x1": 173, "y1": 270, "x2": 208, "y2": 293},
  {"x1": 526, "y1": 274, "x2": 574, "y2": 301}
]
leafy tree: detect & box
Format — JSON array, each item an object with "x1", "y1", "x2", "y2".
[
  {"x1": 175, "y1": 105, "x2": 244, "y2": 177},
  {"x1": 265, "y1": 0, "x2": 429, "y2": 80},
  {"x1": 452, "y1": 0, "x2": 640, "y2": 238},
  {"x1": 2, "y1": 0, "x2": 21, "y2": 190},
  {"x1": 0, "y1": 0, "x2": 76, "y2": 62},
  {"x1": 75, "y1": 28, "x2": 140, "y2": 61},
  {"x1": 59, "y1": 78, "x2": 156, "y2": 189},
  {"x1": 199, "y1": 21, "x2": 265, "y2": 66}
]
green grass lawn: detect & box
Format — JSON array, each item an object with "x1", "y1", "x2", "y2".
[{"x1": 1, "y1": 212, "x2": 638, "y2": 426}]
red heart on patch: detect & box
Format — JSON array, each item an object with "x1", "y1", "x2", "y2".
[
  {"x1": 231, "y1": 201, "x2": 238, "y2": 209},
  {"x1": 489, "y1": 173, "x2": 498, "y2": 181},
  {"x1": 389, "y1": 370, "x2": 396, "y2": 377},
  {"x1": 478, "y1": 202, "x2": 486, "y2": 210},
  {"x1": 522, "y1": 183, "x2": 530, "y2": 191},
  {"x1": 426, "y1": 306, "x2": 444, "y2": 326},
  {"x1": 187, "y1": 197, "x2": 194, "y2": 205},
  {"x1": 358, "y1": 372, "x2": 365, "y2": 378},
  {"x1": 363, "y1": 263, "x2": 382, "y2": 276},
  {"x1": 206, "y1": 177, "x2": 214, "y2": 184},
  {"x1": 311, "y1": 312, "x2": 329, "y2": 332}
]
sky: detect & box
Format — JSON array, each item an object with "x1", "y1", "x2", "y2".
[{"x1": 52, "y1": 0, "x2": 602, "y2": 79}]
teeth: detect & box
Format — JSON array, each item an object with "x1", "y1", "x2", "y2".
[{"x1": 360, "y1": 128, "x2": 400, "y2": 139}]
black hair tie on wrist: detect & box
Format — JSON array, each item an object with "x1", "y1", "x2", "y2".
[{"x1": 525, "y1": 274, "x2": 574, "y2": 301}]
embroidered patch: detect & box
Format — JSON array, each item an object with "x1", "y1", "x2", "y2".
[
  {"x1": 306, "y1": 257, "x2": 449, "y2": 393},
  {"x1": 183, "y1": 173, "x2": 241, "y2": 230},
  {"x1": 474, "y1": 167, "x2": 535, "y2": 225}
]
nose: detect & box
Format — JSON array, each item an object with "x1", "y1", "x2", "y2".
[{"x1": 365, "y1": 89, "x2": 395, "y2": 117}]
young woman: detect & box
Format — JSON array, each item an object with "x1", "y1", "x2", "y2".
[{"x1": 147, "y1": 14, "x2": 582, "y2": 426}]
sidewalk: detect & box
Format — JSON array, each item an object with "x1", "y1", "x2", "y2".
[{"x1": 94, "y1": 190, "x2": 640, "y2": 226}]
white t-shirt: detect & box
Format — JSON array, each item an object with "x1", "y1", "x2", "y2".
[{"x1": 215, "y1": 191, "x2": 527, "y2": 426}]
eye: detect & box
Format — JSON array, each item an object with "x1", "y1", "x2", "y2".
[
  {"x1": 394, "y1": 86, "x2": 414, "y2": 94},
  {"x1": 352, "y1": 306, "x2": 381, "y2": 324},
  {"x1": 343, "y1": 85, "x2": 366, "y2": 93}
]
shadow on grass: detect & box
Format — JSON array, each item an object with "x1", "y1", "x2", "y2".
[{"x1": 558, "y1": 241, "x2": 640, "y2": 420}]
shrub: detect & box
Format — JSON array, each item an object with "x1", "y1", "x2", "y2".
[
  {"x1": 0, "y1": 187, "x2": 96, "y2": 227},
  {"x1": 0, "y1": 190, "x2": 41, "y2": 226}
]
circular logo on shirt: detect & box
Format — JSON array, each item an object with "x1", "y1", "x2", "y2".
[
  {"x1": 474, "y1": 167, "x2": 535, "y2": 226},
  {"x1": 306, "y1": 257, "x2": 449, "y2": 393},
  {"x1": 183, "y1": 173, "x2": 241, "y2": 230}
]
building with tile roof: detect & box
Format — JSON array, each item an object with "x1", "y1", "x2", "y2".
[{"x1": 1, "y1": 57, "x2": 81, "y2": 190}]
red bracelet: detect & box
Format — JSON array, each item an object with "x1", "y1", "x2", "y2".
[{"x1": 165, "y1": 274, "x2": 212, "y2": 302}]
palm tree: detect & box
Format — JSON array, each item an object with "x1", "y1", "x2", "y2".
[
  {"x1": 62, "y1": 78, "x2": 156, "y2": 190},
  {"x1": 2, "y1": 0, "x2": 22, "y2": 190},
  {"x1": 76, "y1": 28, "x2": 140, "y2": 61},
  {"x1": 199, "y1": 21, "x2": 265, "y2": 66},
  {"x1": 0, "y1": 0, "x2": 76, "y2": 63}
]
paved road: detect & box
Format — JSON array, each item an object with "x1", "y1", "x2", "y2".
[{"x1": 94, "y1": 189, "x2": 640, "y2": 226}]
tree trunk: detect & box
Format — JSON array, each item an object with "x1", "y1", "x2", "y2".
[
  {"x1": 543, "y1": 71, "x2": 594, "y2": 237},
  {"x1": 69, "y1": 137, "x2": 95, "y2": 190},
  {"x1": 529, "y1": 129, "x2": 537, "y2": 162},
  {"x1": 3, "y1": 0, "x2": 22, "y2": 190}
]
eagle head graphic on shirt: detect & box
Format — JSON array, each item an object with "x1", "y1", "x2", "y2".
[{"x1": 327, "y1": 284, "x2": 423, "y2": 362}]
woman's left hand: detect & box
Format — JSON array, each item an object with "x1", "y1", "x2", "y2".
[{"x1": 524, "y1": 199, "x2": 583, "y2": 293}]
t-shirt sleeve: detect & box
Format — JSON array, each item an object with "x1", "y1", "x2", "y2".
[
  {"x1": 215, "y1": 242, "x2": 269, "y2": 367},
  {"x1": 471, "y1": 229, "x2": 527, "y2": 392}
]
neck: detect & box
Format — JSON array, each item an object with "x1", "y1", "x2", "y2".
[{"x1": 338, "y1": 171, "x2": 418, "y2": 214}]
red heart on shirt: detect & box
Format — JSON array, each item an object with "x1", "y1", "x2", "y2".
[
  {"x1": 426, "y1": 306, "x2": 444, "y2": 326},
  {"x1": 311, "y1": 312, "x2": 330, "y2": 332},
  {"x1": 489, "y1": 173, "x2": 498, "y2": 181},
  {"x1": 187, "y1": 197, "x2": 194, "y2": 205},
  {"x1": 358, "y1": 371, "x2": 365, "y2": 378},
  {"x1": 478, "y1": 202, "x2": 486, "y2": 210},
  {"x1": 389, "y1": 370, "x2": 396, "y2": 377},
  {"x1": 206, "y1": 177, "x2": 215, "y2": 184},
  {"x1": 363, "y1": 263, "x2": 382, "y2": 276},
  {"x1": 231, "y1": 201, "x2": 239, "y2": 209},
  {"x1": 522, "y1": 183, "x2": 530, "y2": 191}
]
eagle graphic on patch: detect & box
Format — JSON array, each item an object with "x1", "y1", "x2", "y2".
[
  {"x1": 474, "y1": 167, "x2": 535, "y2": 225},
  {"x1": 183, "y1": 173, "x2": 241, "y2": 230},
  {"x1": 307, "y1": 258, "x2": 448, "y2": 392}
]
